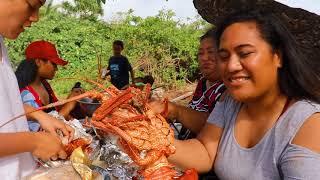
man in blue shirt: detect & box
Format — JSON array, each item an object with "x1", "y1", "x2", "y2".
[{"x1": 106, "y1": 40, "x2": 134, "y2": 89}]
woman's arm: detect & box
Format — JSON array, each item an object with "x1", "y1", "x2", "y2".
[
  {"x1": 0, "y1": 132, "x2": 66, "y2": 161},
  {"x1": 280, "y1": 113, "x2": 320, "y2": 179},
  {"x1": 24, "y1": 104, "x2": 74, "y2": 140},
  {"x1": 148, "y1": 101, "x2": 209, "y2": 134},
  {"x1": 291, "y1": 113, "x2": 320, "y2": 152},
  {"x1": 169, "y1": 123, "x2": 223, "y2": 173},
  {"x1": 170, "y1": 102, "x2": 209, "y2": 133},
  {"x1": 58, "y1": 102, "x2": 76, "y2": 119},
  {"x1": 0, "y1": 132, "x2": 34, "y2": 157},
  {"x1": 57, "y1": 88, "x2": 84, "y2": 120}
]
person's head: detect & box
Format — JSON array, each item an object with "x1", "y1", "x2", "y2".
[
  {"x1": 143, "y1": 75, "x2": 155, "y2": 86},
  {"x1": 15, "y1": 59, "x2": 37, "y2": 88},
  {"x1": 198, "y1": 28, "x2": 220, "y2": 82},
  {"x1": 112, "y1": 40, "x2": 124, "y2": 56},
  {"x1": 216, "y1": 10, "x2": 320, "y2": 103},
  {"x1": 16, "y1": 40, "x2": 67, "y2": 86},
  {"x1": 0, "y1": 0, "x2": 45, "y2": 39}
]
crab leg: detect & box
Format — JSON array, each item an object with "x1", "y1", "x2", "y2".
[
  {"x1": 93, "y1": 90, "x2": 134, "y2": 121},
  {"x1": 0, "y1": 91, "x2": 99, "y2": 128}
]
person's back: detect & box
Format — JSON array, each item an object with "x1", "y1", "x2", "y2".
[
  {"x1": 107, "y1": 40, "x2": 134, "y2": 89},
  {"x1": 108, "y1": 55, "x2": 131, "y2": 89}
]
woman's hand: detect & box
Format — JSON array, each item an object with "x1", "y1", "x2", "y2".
[
  {"x1": 31, "y1": 132, "x2": 67, "y2": 161},
  {"x1": 148, "y1": 100, "x2": 166, "y2": 114},
  {"x1": 24, "y1": 104, "x2": 74, "y2": 141},
  {"x1": 37, "y1": 112, "x2": 74, "y2": 141},
  {"x1": 148, "y1": 100, "x2": 175, "y2": 120}
]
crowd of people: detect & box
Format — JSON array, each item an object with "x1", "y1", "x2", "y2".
[{"x1": 0, "y1": 0, "x2": 320, "y2": 179}]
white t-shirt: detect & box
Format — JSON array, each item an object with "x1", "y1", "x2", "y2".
[{"x1": 0, "y1": 36, "x2": 36, "y2": 179}]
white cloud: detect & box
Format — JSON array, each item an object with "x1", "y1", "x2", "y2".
[
  {"x1": 52, "y1": 0, "x2": 198, "y2": 22},
  {"x1": 102, "y1": 0, "x2": 197, "y2": 21},
  {"x1": 276, "y1": 0, "x2": 320, "y2": 15}
]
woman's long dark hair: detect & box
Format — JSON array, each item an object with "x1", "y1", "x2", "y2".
[
  {"x1": 15, "y1": 59, "x2": 38, "y2": 89},
  {"x1": 200, "y1": 28, "x2": 217, "y2": 42},
  {"x1": 215, "y1": 10, "x2": 320, "y2": 103}
]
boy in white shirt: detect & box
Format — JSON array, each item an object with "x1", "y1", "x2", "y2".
[{"x1": 0, "y1": 0, "x2": 74, "y2": 179}]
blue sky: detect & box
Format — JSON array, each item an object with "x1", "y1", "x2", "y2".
[{"x1": 53, "y1": 0, "x2": 320, "y2": 22}]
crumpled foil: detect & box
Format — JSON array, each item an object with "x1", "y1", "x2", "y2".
[
  {"x1": 99, "y1": 135, "x2": 139, "y2": 180},
  {"x1": 38, "y1": 111, "x2": 95, "y2": 166},
  {"x1": 48, "y1": 111, "x2": 92, "y2": 143},
  {"x1": 35, "y1": 111, "x2": 139, "y2": 179},
  {"x1": 90, "y1": 165, "x2": 111, "y2": 180}
]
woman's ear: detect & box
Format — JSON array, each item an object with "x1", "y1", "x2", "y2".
[
  {"x1": 34, "y1": 59, "x2": 42, "y2": 67},
  {"x1": 274, "y1": 50, "x2": 283, "y2": 68}
]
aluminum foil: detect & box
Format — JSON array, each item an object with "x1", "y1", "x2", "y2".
[
  {"x1": 35, "y1": 111, "x2": 139, "y2": 179},
  {"x1": 99, "y1": 135, "x2": 139, "y2": 180},
  {"x1": 48, "y1": 111, "x2": 92, "y2": 142}
]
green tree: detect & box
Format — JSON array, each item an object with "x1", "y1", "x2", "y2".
[
  {"x1": 6, "y1": 7, "x2": 207, "y2": 96},
  {"x1": 61, "y1": 0, "x2": 103, "y2": 20},
  {"x1": 97, "y1": 0, "x2": 106, "y2": 4}
]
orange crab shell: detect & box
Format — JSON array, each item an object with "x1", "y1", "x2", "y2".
[{"x1": 63, "y1": 138, "x2": 91, "y2": 157}]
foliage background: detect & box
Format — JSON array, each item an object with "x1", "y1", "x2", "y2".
[{"x1": 6, "y1": 3, "x2": 209, "y2": 97}]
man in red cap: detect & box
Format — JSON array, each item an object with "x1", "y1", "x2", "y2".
[
  {"x1": 0, "y1": 1, "x2": 74, "y2": 179},
  {"x1": 16, "y1": 40, "x2": 83, "y2": 131}
]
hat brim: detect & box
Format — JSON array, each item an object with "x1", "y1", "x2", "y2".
[{"x1": 49, "y1": 57, "x2": 68, "y2": 66}]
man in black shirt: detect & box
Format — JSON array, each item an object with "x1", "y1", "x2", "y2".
[{"x1": 105, "y1": 40, "x2": 134, "y2": 89}]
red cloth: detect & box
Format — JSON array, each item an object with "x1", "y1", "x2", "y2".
[{"x1": 188, "y1": 78, "x2": 226, "y2": 113}]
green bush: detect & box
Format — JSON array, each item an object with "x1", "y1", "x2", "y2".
[{"x1": 6, "y1": 8, "x2": 208, "y2": 97}]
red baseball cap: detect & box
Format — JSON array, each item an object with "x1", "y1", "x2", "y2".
[{"x1": 25, "y1": 40, "x2": 68, "y2": 66}]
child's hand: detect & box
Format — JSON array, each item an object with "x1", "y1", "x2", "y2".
[
  {"x1": 32, "y1": 132, "x2": 67, "y2": 161},
  {"x1": 100, "y1": 68, "x2": 109, "y2": 79}
]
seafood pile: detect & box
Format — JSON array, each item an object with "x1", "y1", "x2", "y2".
[
  {"x1": 82, "y1": 84, "x2": 197, "y2": 179},
  {"x1": 11, "y1": 81, "x2": 197, "y2": 179},
  {"x1": 51, "y1": 83, "x2": 196, "y2": 179}
]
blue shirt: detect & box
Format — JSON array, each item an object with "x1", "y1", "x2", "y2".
[
  {"x1": 108, "y1": 55, "x2": 132, "y2": 89},
  {"x1": 20, "y1": 89, "x2": 41, "y2": 132}
]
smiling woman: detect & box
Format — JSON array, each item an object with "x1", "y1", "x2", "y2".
[
  {"x1": 168, "y1": 10, "x2": 320, "y2": 179},
  {"x1": 217, "y1": 21, "x2": 282, "y2": 102}
]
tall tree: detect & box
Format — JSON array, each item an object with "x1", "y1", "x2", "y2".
[{"x1": 62, "y1": 0, "x2": 103, "y2": 20}]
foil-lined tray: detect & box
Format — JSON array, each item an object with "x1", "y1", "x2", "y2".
[{"x1": 25, "y1": 112, "x2": 138, "y2": 180}]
